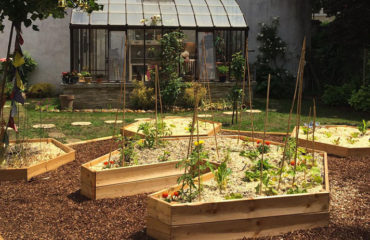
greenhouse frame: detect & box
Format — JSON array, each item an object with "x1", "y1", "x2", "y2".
[{"x1": 70, "y1": 0, "x2": 248, "y2": 82}]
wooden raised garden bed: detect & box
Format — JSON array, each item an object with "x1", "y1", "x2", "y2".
[
  {"x1": 121, "y1": 116, "x2": 222, "y2": 138},
  {"x1": 292, "y1": 125, "x2": 370, "y2": 157},
  {"x1": 80, "y1": 138, "x2": 219, "y2": 200},
  {"x1": 147, "y1": 137, "x2": 330, "y2": 240},
  {"x1": 0, "y1": 138, "x2": 75, "y2": 181}
]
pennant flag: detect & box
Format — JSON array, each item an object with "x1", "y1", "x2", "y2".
[
  {"x1": 13, "y1": 51, "x2": 25, "y2": 67},
  {"x1": 11, "y1": 87, "x2": 25, "y2": 105},
  {"x1": 16, "y1": 71, "x2": 25, "y2": 91},
  {"x1": 10, "y1": 102, "x2": 17, "y2": 118},
  {"x1": 8, "y1": 117, "x2": 18, "y2": 132}
]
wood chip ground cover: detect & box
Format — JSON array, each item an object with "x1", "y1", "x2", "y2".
[{"x1": 0, "y1": 139, "x2": 368, "y2": 239}]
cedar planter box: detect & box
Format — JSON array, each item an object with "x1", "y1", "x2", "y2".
[
  {"x1": 81, "y1": 149, "x2": 218, "y2": 200},
  {"x1": 121, "y1": 116, "x2": 222, "y2": 138},
  {"x1": 292, "y1": 125, "x2": 370, "y2": 157},
  {"x1": 147, "y1": 139, "x2": 330, "y2": 240},
  {"x1": 0, "y1": 138, "x2": 75, "y2": 181}
]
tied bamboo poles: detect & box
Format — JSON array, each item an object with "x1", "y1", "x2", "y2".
[
  {"x1": 121, "y1": 38, "x2": 128, "y2": 166},
  {"x1": 277, "y1": 38, "x2": 306, "y2": 190},
  {"x1": 108, "y1": 37, "x2": 127, "y2": 165},
  {"x1": 312, "y1": 98, "x2": 317, "y2": 164},
  {"x1": 237, "y1": 40, "x2": 248, "y2": 144},
  {"x1": 200, "y1": 38, "x2": 219, "y2": 160},
  {"x1": 292, "y1": 47, "x2": 305, "y2": 187},
  {"x1": 259, "y1": 74, "x2": 271, "y2": 195}
]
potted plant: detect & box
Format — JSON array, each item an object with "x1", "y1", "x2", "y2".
[
  {"x1": 95, "y1": 73, "x2": 105, "y2": 83},
  {"x1": 81, "y1": 71, "x2": 92, "y2": 83},
  {"x1": 217, "y1": 65, "x2": 229, "y2": 82},
  {"x1": 62, "y1": 70, "x2": 78, "y2": 84}
]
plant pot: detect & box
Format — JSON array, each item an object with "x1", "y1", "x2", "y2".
[
  {"x1": 59, "y1": 94, "x2": 75, "y2": 110},
  {"x1": 78, "y1": 76, "x2": 85, "y2": 83},
  {"x1": 219, "y1": 75, "x2": 227, "y2": 82},
  {"x1": 70, "y1": 76, "x2": 79, "y2": 84},
  {"x1": 84, "y1": 77, "x2": 92, "y2": 84},
  {"x1": 96, "y1": 78, "x2": 103, "y2": 84}
]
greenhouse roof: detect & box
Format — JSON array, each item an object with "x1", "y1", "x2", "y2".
[{"x1": 71, "y1": 0, "x2": 247, "y2": 28}]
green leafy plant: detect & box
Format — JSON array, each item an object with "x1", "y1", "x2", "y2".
[
  {"x1": 287, "y1": 187, "x2": 307, "y2": 194},
  {"x1": 257, "y1": 143, "x2": 271, "y2": 154},
  {"x1": 224, "y1": 193, "x2": 243, "y2": 200},
  {"x1": 121, "y1": 140, "x2": 137, "y2": 166},
  {"x1": 182, "y1": 82, "x2": 207, "y2": 108},
  {"x1": 217, "y1": 65, "x2": 229, "y2": 75},
  {"x1": 176, "y1": 140, "x2": 213, "y2": 203},
  {"x1": 358, "y1": 120, "x2": 368, "y2": 136},
  {"x1": 212, "y1": 162, "x2": 232, "y2": 192},
  {"x1": 349, "y1": 85, "x2": 370, "y2": 112},
  {"x1": 158, "y1": 150, "x2": 171, "y2": 162},
  {"x1": 80, "y1": 71, "x2": 91, "y2": 77},
  {"x1": 322, "y1": 83, "x2": 354, "y2": 106},
  {"x1": 240, "y1": 149, "x2": 259, "y2": 161},
  {"x1": 350, "y1": 132, "x2": 360, "y2": 138},
  {"x1": 27, "y1": 83, "x2": 54, "y2": 98},
  {"x1": 332, "y1": 137, "x2": 341, "y2": 145},
  {"x1": 324, "y1": 131, "x2": 333, "y2": 138},
  {"x1": 346, "y1": 136, "x2": 358, "y2": 145},
  {"x1": 129, "y1": 80, "x2": 155, "y2": 110},
  {"x1": 230, "y1": 51, "x2": 245, "y2": 82},
  {"x1": 137, "y1": 121, "x2": 171, "y2": 148}
]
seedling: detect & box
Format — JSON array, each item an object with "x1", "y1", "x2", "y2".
[
  {"x1": 358, "y1": 120, "x2": 368, "y2": 136},
  {"x1": 332, "y1": 137, "x2": 341, "y2": 145},
  {"x1": 158, "y1": 151, "x2": 171, "y2": 162},
  {"x1": 224, "y1": 193, "x2": 243, "y2": 200},
  {"x1": 324, "y1": 131, "x2": 332, "y2": 138},
  {"x1": 212, "y1": 162, "x2": 232, "y2": 192},
  {"x1": 346, "y1": 136, "x2": 358, "y2": 145}
]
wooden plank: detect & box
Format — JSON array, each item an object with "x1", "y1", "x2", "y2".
[
  {"x1": 66, "y1": 136, "x2": 116, "y2": 147},
  {"x1": 80, "y1": 166, "x2": 96, "y2": 199},
  {"x1": 147, "y1": 216, "x2": 171, "y2": 240},
  {"x1": 167, "y1": 212, "x2": 329, "y2": 240},
  {"x1": 170, "y1": 192, "x2": 329, "y2": 225},
  {"x1": 222, "y1": 129, "x2": 289, "y2": 136},
  {"x1": 96, "y1": 160, "x2": 182, "y2": 187},
  {"x1": 95, "y1": 174, "x2": 182, "y2": 199},
  {"x1": 324, "y1": 153, "x2": 330, "y2": 192},
  {"x1": 147, "y1": 197, "x2": 172, "y2": 225}
]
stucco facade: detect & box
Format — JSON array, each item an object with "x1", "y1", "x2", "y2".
[{"x1": 0, "y1": 1, "x2": 311, "y2": 91}]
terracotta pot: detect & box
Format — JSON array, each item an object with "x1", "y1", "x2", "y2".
[
  {"x1": 59, "y1": 95, "x2": 75, "y2": 110},
  {"x1": 84, "y1": 77, "x2": 92, "y2": 83}
]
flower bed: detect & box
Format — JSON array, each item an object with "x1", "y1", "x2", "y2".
[
  {"x1": 121, "y1": 116, "x2": 222, "y2": 138},
  {"x1": 80, "y1": 138, "x2": 219, "y2": 200},
  {"x1": 0, "y1": 138, "x2": 75, "y2": 181},
  {"x1": 292, "y1": 125, "x2": 370, "y2": 157},
  {"x1": 147, "y1": 136, "x2": 329, "y2": 240}
]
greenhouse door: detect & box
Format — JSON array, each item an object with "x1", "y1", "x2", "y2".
[
  {"x1": 108, "y1": 31, "x2": 126, "y2": 82},
  {"x1": 197, "y1": 32, "x2": 216, "y2": 81}
]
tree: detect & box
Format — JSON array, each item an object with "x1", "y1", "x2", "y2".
[{"x1": 0, "y1": 1, "x2": 102, "y2": 161}]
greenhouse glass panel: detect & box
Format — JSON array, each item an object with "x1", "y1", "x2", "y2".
[
  {"x1": 143, "y1": 3, "x2": 160, "y2": 14},
  {"x1": 90, "y1": 12, "x2": 108, "y2": 25},
  {"x1": 175, "y1": 0, "x2": 190, "y2": 5},
  {"x1": 176, "y1": 5, "x2": 193, "y2": 14},
  {"x1": 160, "y1": 5, "x2": 177, "y2": 14},
  {"x1": 178, "y1": 14, "x2": 196, "y2": 27},
  {"x1": 191, "y1": 0, "x2": 206, "y2": 5},
  {"x1": 71, "y1": 10, "x2": 89, "y2": 25},
  {"x1": 224, "y1": 6, "x2": 242, "y2": 15},
  {"x1": 193, "y1": 6, "x2": 210, "y2": 15},
  {"x1": 221, "y1": 0, "x2": 238, "y2": 6},
  {"x1": 195, "y1": 15, "x2": 213, "y2": 27},
  {"x1": 126, "y1": 0, "x2": 142, "y2": 4},
  {"x1": 209, "y1": 6, "x2": 226, "y2": 15},
  {"x1": 109, "y1": 31, "x2": 126, "y2": 82},
  {"x1": 212, "y1": 15, "x2": 229, "y2": 27},
  {"x1": 109, "y1": 13, "x2": 126, "y2": 25},
  {"x1": 144, "y1": 13, "x2": 162, "y2": 26},
  {"x1": 127, "y1": 13, "x2": 144, "y2": 25},
  {"x1": 197, "y1": 32, "x2": 216, "y2": 80},
  {"x1": 206, "y1": 0, "x2": 222, "y2": 6},
  {"x1": 127, "y1": 4, "x2": 143, "y2": 13},
  {"x1": 161, "y1": 14, "x2": 179, "y2": 26},
  {"x1": 228, "y1": 15, "x2": 247, "y2": 27},
  {"x1": 109, "y1": 4, "x2": 126, "y2": 13}
]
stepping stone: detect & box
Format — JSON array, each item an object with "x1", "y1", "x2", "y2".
[
  {"x1": 32, "y1": 124, "x2": 56, "y2": 129},
  {"x1": 270, "y1": 109, "x2": 278, "y2": 112},
  {"x1": 198, "y1": 114, "x2": 213, "y2": 118},
  {"x1": 48, "y1": 132, "x2": 66, "y2": 138},
  {"x1": 66, "y1": 138, "x2": 82, "y2": 144},
  {"x1": 222, "y1": 112, "x2": 233, "y2": 115},
  {"x1": 104, "y1": 120, "x2": 123, "y2": 124},
  {"x1": 135, "y1": 118, "x2": 152, "y2": 121},
  {"x1": 245, "y1": 109, "x2": 262, "y2": 113},
  {"x1": 71, "y1": 122, "x2": 91, "y2": 126}
]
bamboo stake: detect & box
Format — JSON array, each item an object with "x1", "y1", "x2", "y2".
[
  {"x1": 201, "y1": 38, "x2": 219, "y2": 160},
  {"x1": 121, "y1": 37, "x2": 128, "y2": 166},
  {"x1": 259, "y1": 74, "x2": 271, "y2": 195},
  {"x1": 292, "y1": 53, "x2": 305, "y2": 187},
  {"x1": 277, "y1": 37, "x2": 306, "y2": 191},
  {"x1": 237, "y1": 40, "x2": 248, "y2": 144},
  {"x1": 154, "y1": 65, "x2": 159, "y2": 147},
  {"x1": 108, "y1": 36, "x2": 127, "y2": 166},
  {"x1": 306, "y1": 107, "x2": 312, "y2": 152},
  {"x1": 245, "y1": 39, "x2": 255, "y2": 144}
]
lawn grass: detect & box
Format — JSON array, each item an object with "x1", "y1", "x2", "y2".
[{"x1": 4, "y1": 98, "x2": 369, "y2": 143}]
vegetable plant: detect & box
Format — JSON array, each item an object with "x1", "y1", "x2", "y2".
[
  {"x1": 137, "y1": 121, "x2": 171, "y2": 148},
  {"x1": 358, "y1": 120, "x2": 368, "y2": 136},
  {"x1": 212, "y1": 162, "x2": 232, "y2": 192},
  {"x1": 224, "y1": 193, "x2": 243, "y2": 200},
  {"x1": 158, "y1": 151, "x2": 170, "y2": 162}
]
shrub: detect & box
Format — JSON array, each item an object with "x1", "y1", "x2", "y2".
[
  {"x1": 27, "y1": 83, "x2": 54, "y2": 98},
  {"x1": 160, "y1": 75, "x2": 184, "y2": 110},
  {"x1": 321, "y1": 83, "x2": 354, "y2": 106},
  {"x1": 182, "y1": 82, "x2": 207, "y2": 108},
  {"x1": 348, "y1": 85, "x2": 370, "y2": 112},
  {"x1": 129, "y1": 80, "x2": 155, "y2": 110}
]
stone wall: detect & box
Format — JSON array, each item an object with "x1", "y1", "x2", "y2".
[{"x1": 62, "y1": 82, "x2": 242, "y2": 109}]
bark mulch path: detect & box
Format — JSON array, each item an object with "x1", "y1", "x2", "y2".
[{"x1": 0, "y1": 138, "x2": 369, "y2": 240}]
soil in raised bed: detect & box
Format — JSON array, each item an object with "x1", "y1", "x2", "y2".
[
  {"x1": 296, "y1": 126, "x2": 370, "y2": 148},
  {"x1": 0, "y1": 142, "x2": 65, "y2": 169},
  {"x1": 0, "y1": 138, "x2": 368, "y2": 240}
]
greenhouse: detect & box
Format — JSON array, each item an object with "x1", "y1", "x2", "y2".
[{"x1": 70, "y1": 0, "x2": 248, "y2": 82}]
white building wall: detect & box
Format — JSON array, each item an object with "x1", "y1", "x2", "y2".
[{"x1": 0, "y1": 12, "x2": 71, "y2": 93}]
